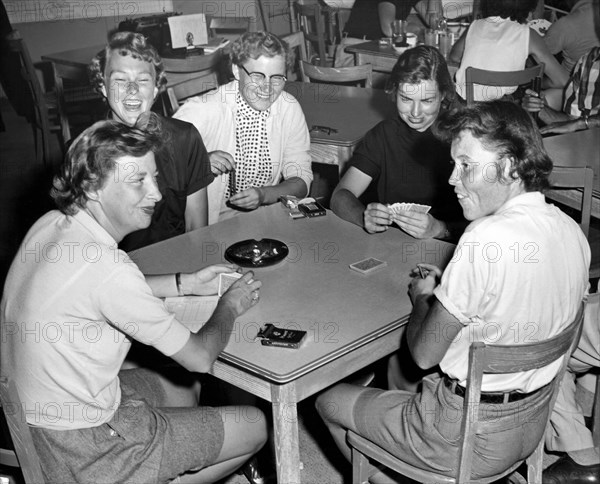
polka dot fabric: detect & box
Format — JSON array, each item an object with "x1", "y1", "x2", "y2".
[{"x1": 228, "y1": 92, "x2": 273, "y2": 197}]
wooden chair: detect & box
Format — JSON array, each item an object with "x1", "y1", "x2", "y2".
[
  {"x1": 464, "y1": 63, "x2": 545, "y2": 105},
  {"x1": 547, "y1": 166, "x2": 599, "y2": 279},
  {"x1": 300, "y1": 60, "x2": 372, "y2": 87},
  {"x1": 208, "y1": 16, "x2": 251, "y2": 41},
  {"x1": 4, "y1": 31, "x2": 70, "y2": 165},
  {"x1": 281, "y1": 31, "x2": 308, "y2": 81},
  {"x1": 0, "y1": 376, "x2": 45, "y2": 484},
  {"x1": 161, "y1": 51, "x2": 225, "y2": 116},
  {"x1": 294, "y1": 2, "x2": 330, "y2": 67},
  {"x1": 348, "y1": 302, "x2": 586, "y2": 484}
]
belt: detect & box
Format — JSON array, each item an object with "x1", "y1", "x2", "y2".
[{"x1": 443, "y1": 377, "x2": 540, "y2": 404}]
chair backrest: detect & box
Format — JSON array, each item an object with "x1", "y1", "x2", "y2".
[
  {"x1": 0, "y1": 376, "x2": 46, "y2": 483},
  {"x1": 281, "y1": 31, "x2": 308, "y2": 81},
  {"x1": 457, "y1": 302, "x2": 585, "y2": 482},
  {"x1": 300, "y1": 60, "x2": 372, "y2": 87},
  {"x1": 464, "y1": 63, "x2": 545, "y2": 105},
  {"x1": 209, "y1": 16, "x2": 251, "y2": 41},
  {"x1": 294, "y1": 2, "x2": 329, "y2": 66},
  {"x1": 546, "y1": 166, "x2": 594, "y2": 238},
  {"x1": 5, "y1": 32, "x2": 53, "y2": 164},
  {"x1": 348, "y1": 302, "x2": 585, "y2": 484},
  {"x1": 161, "y1": 52, "x2": 224, "y2": 116}
]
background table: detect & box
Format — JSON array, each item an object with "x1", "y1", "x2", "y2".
[
  {"x1": 285, "y1": 81, "x2": 396, "y2": 171},
  {"x1": 129, "y1": 205, "x2": 455, "y2": 483},
  {"x1": 345, "y1": 40, "x2": 460, "y2": 77},
  {"x1": 544, "y1": 127, "x2": 600, "y2": 218}
]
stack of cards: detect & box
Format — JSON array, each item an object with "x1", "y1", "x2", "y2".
[
  {"x1": 388, "y1": 202, "x2": 431, "y2": 214},
  {"x1": 349, "y1": 257, "x2": 387, "y2": 275}
]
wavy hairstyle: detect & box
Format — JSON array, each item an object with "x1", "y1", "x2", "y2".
[
  {"x1": 88, "y1": 31, "x2": 167, "y2": 95},
  {"x1": 51, "y1": 113, "x2": 163, "y2": 215},
  {"x1": 386, "y1": 45, "x2": 457, "y2": 109},
  {"x1": 434, "y1": 100, "x2": 553, "y2": 191},
  {"x1": 230, "y1": 31, "x2": 293, "y2": 71}
]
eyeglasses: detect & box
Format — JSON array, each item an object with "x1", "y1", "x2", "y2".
[{"x1": 240, "y1": 65, "x2": 287, "y2": 86}]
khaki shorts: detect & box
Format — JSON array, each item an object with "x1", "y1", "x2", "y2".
[{"x1": 31, "y1": 368, "x2": 224, "y2": 484}]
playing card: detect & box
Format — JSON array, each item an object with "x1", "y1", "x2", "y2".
[
  {"x1": 218, "y1": 272, "x2": 242, "y2": 297},
  {"x1": 349, "y1": 257, "x2": 387, "y2": 274},
  {"x1": 409, "y1": 204, "x2": 431, "y2": 214},
  {"x1": 388, "y1": 202, "x2": 431, "y2": 214}
]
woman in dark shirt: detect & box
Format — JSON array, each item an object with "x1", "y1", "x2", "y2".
[{"x1": 331, "y1": 45, "x2": 464, "y2": 241}]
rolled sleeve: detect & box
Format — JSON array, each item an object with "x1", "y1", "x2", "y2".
[{"x1": 96, "y1": 265, "x2": 191, "y2": 357}]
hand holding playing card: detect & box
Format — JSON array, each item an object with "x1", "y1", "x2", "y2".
[
  {"x1": 392, "y1": 211, "x2": 444, "y2": 239},
  {"x1": 184, "y1": 264, "x2": 241, "y2": 296},
  {"x1": 408, "y1": 263, "x2": 442, "y2": 304},
  {"x1": 363, "y1": 203, "x2": 394, "y2": 233}
]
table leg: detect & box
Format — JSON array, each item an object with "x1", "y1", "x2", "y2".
[{"x1": 271, "y1": 383, "x2": 301, "y2": 484}]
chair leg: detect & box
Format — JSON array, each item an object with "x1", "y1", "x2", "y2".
[
  {"x1": 525, "y1": 440, "x2": 544, "y2": 484},
  {"x1": 593, "y1": 373, "x2": 600, "y2": 447},
  {"x1": 351, "y1": 447, "x2": 370, "y2": 484}
]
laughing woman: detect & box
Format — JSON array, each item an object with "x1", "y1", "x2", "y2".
[
  {"x1": 175, "y1": 31, "x2": 313, "y2": 224},
  {"x1": 331, "y1": 45, "x2": 465, "y2": 241}
]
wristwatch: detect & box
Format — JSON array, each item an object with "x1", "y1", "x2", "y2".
[{"x1": 581, "y1": 112, "x2": 590, "y2": 130}]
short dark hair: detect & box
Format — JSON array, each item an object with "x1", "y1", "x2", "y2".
[
  {"x1": 89, "y1": 31, "x2": 167, "y2": 95},
  {"x1": 481, "y1": 0, "x2": 538, "y2": 23},
  {"x1": 230, "y1": 31, "x2": 293, "y2": 70},
  {"x1": 51, "y1": 114, "x2": 163, "y2": 214},
  {"x1": 434, "y1": 101, "x2": 553, "y2": 192},
  {"x1": 387, "y1": 45, "x2": 456, "y2": 108}
]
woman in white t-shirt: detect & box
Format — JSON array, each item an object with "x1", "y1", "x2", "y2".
[{"x1": 450, "y1": 0, "x2": 568, "y2": 101}]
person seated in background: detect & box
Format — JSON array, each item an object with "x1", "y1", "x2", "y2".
[
  {"x1": 334, "y1": 0, "x2": 442, "y2": 67},
  {"x1": 316, "y1": 100, "x2": 590, "y2": 483},
  {"x1": 542, "y1": 292, "x2": 599, "y2": 484},
  {"x1": 175, "y1": 31, "x2": 312, "y2": 224},
  {"x1": 522, "y1": 46, "x2": 600, "y2": 134},
  {"x1": 449, "y1": 0, "x2": 569, "y2": 102},
  {"x1": 331, "y1": 45, "x2": 465, "y2": 241},
  {"x1": 89, "y1": 31, "x2": 213, "y2": 251},
  {"x1": 543, "y1": 0, "x2": 599, "y2": 76},
  {"x1": 0, "y1": 118, "x2": 267, "y2": 484}
]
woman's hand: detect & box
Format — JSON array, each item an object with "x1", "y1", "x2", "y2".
[
  {"x1": 209, "y1": 150, "x2": 235, "y2": 175},
  {"x1": 228, "y1": 187, "x2": 265, "y2": 210},
  {"x1": 182, "y1": 264, "x2": 241, "y2": 296},
  {"x1": 408, "y1": 263, "x2": 442, "y2": 304},
  {"x1": 364, "y1": 203, "x2": 394, "y2": 233},
  {"x1": 521, "y1": 88, "x2": 545, "y2": 113},
  {"x1": 220, "y1": 271, "x2": 262, "y2": 317},
  {"x1": 393, "y1": 212, "x2": 444, "y2": 239}
]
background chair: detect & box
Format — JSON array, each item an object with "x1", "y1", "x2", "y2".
[
  {"x1": 161, "y1": 50, "x2": 225, "y2": 116},
  {"x1": 547, "y1": 166, "x2": 599, "y2": 280},
  {"x1": 0, "y1": 376, "x2": 45, "y2": 484},
  {"x1": 300, "y1": 60, "x2": 372, "y2": 87},
  {"x1": 208, "y1": 16, "x2": 251, "y2": 41},
  {"x1": 281, "y1": 31, "x2": 308, "y2": 81},
  {"x1": 348, "y1": 303, "x2": 585, "y2": 484},
  {"x1": 2, "y1": 31, "x2": 70, "y2": 165},
  {"x1": 294, "y1": 2, "x2": 330, "y2": 66},
  {"x1": 464, "y1": 64, "x2": 545, "y2": 105}
]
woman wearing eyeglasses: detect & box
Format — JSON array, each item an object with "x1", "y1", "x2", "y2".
[
  {"x1": 175, "y1": 31, "x2": 313, "y2": 224},
  {"x1": 331, "y1": 45, "x2": 465, "y2": 242}
]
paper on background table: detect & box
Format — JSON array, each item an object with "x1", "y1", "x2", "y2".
[
  {"x1": 164, "y1": 295, "x2": 219, "y2": 332},
  {"x1": 168, "y1": 13, "x2": 208, "y2": 49}
]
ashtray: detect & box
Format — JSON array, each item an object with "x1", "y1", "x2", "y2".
[{"x1": 225, "y1": 239, "x2": 289, "y2": 268}]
